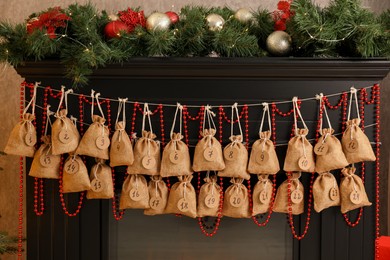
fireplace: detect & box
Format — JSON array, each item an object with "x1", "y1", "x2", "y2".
[{"x1": 16, "y1": 57, "x2": 389, "y2": 260}]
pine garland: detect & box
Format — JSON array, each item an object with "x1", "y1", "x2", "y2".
[{"x1": 0, "y1": 0, "x2": 388, "y2": 87}]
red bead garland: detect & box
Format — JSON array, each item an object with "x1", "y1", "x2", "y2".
[{"x1": 17, "y1": 84, "x2": 25, "y2": 259}]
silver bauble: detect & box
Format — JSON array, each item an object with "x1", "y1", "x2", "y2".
[
  {"x1": 205, "y1": 14, "x2": 225, "y2": 31},
  {"x1": 266, "y1": 31, "x2": 292, "y2": 56},
  {"x1": 146, "y1": 12, "x2": 172, "y2": 32},
  {"x1": 234, "y1": 8, "x2": 253, "y2": 23}
]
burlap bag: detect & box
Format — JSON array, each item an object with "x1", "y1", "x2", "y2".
[
  {"x1": 252, "y1": 174, "x2": 273, "y2": 216},
  {"x1": 248, "y1": 131, "x2": 280, "y2": 174},
  {"x1": 28, "y1": 136, "x2": 60, "y2": 179},
  {"x1": 160, "y1": 133, "x2": 192, "y2": 177},
  {"x1": 218, "y1": 135, "x2": 250, "y2": 180},
  {"x1": 340, "y1": 167, "x2": 371, "y2": 214},
  {"x1": 76, "y1": 115, "x2": 110, "y2": 159},
  {"x1": 197, "y1": 175, "x2": 221, "y2": 217},
  {"x1": 86, "y1": 159, "x2": 114, "y2": 199},
  {"x1": 222, "y1": 178, "x2": 250, "y2": 218},
  {"x1": 4, "y1": 113, "x2": 37, "y2": 157},
  {"x1": 51, "y1": 109, "x2": 80, "y2": 155},
  {"x1": 313, "y1": 171, "x2": 340, "y2": 213},
  {"x1": 127, "y1": 130, "x2": 161, "y2": 175},
  {"x1": 192, "y1": 129, "x2": 225, "y2": 172},
  {"x1": 165, "y1": 175, "x2": 197, "y2": 218},
  {"x1": 341, "y1": 118, "x2": 376, "y2": 164},
  {"x1": 144, "y1": 176, "x2": 168, "y2": 215},
  {"x1": 315, "y1": 128, "x2": 349, "y2": 173},
  {"x1": 273, "y1": 172, "x2": 304, "y2": 215},
  {"x1": 283, "y1": 129, "x2": 315, "y2": 173},
  {"x1": 62, "y1": 154, "x2": 91, "y2": 193},
  {"x1": 109, "y1": 121, "x2": 134, "y2": 167},
  {"x1": 120, "y1": 174, "x2": 150, "y2": 209}
]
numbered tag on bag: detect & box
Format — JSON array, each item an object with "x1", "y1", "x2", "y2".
[
  {"x1": 298, "y1": 156, "x2": 311, "y2": 171},
  {"x1": 129, "y1": 188, "x2": 143, "y2": 201},
  {"x1": 95, "y1": 136, "x2": 110, "y2": 150},
  {"x1": 255, "y1": 151, "x2": 269, "y2": 164},
  {"x1": 259, "y1": 190, "x2": 270, "y2": 204},
  {"x1": 350, "y1": 190, "x2": 362, "y2": 204},
  {"x1": 64, "y1": 159, "x2": 79, "y2": 174},
  {"x1": 59, "y1": 129, "x2": 72, "y2": 144},
  {"x1": 149, "y1": 196, "x2": 164, "y2": 210},
  {"x1": 203, "y1": 147, "x2": 218, "y2": 162},
  {"x1": 346, "y1": 139, "x2": 359, "y2": 153},
  {"x1": 142, "y1": 155, "x2": 156, "y2": 169},
  {"x1": 204, "y1": 194, "x2": 218, "y2": 208},
  {"x1": 25, "y1": 132, "x2": 37, "y2": 147},
  {"x1": 113, "y1": 141, "x2": 125, "y2": 153},
  {"x1": 169, "y1": 151, "x2": 181, "y2": 164},
  {"x1": 224, "y1": 147, "x2": 239, "y2": 161},
  {"x1": 177, "y1": 198, "x2": 189, "y2": 212},
  {"x1": 314, "y1": 142, "x2": 329, "y2": 156},
  {"x1": 290, "y1": 190, "x2": 303, "y2": 204},
  {"x1": 229, "y1": 192, "x2": 244, "y2": 208},
  {"x1": 40, "y1": 154, "x2": 53, "y2": 167},
  {"x1": 329, "y1": 187, "x2": 339, "y2": 201},
  {"x1": 91, "y1": 179, "x2": 104, "y2": 192}
]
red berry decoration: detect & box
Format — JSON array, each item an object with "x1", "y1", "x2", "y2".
[
  {"x1": 104, "y1": 20, "x2": 129, "y2": 39},
  {"x1": 165, "y1": 11, "x2": 179, "y2": 24}
]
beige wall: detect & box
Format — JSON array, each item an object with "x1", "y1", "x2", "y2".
[{"x1": 0, "y1": 1, "x2": 389, "y2": 260}]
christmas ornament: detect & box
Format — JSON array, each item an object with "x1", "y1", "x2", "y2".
[
  {"x1": 104, "y1": 20, "x2": 129, "y2": 39},
  {"x1": 118, "y1": 8, "x2": 146, "y2": 32},
  {"x1": 272, "y1": 0, "x2": 294, "y2": 31},
  {"x1": 234, "y1": 8, "x2": 253, "y2": 24},
  {"x1": 165, "y1": 11, "x2": 180, "y2": 24},
  {"x1": 205, "y1": 14, "x2": 225, "y2": 31},
  {"x1": 108, "y1": 14, "x2": 119, "y2": 21},
  {"x1": 146, "y1": 12, "x2": 171, "y2": 31},
  {"x1": 266, "y1": 30, "x2": 292, "y2": 56}
]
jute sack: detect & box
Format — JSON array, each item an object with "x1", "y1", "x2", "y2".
[
  {"x1": 165, "y1": 175, "x2": 197, "y2": 218},
  {"x1": 127, "y1": 130, "x2": 161, "y2": 175},
  {"x1": 120, "y1": 174, "x2": 150, "y2": 209},
  {"x1": 62, "y1": 154, "x2": 91, "y2": 193},
  {"x1": 197, "y1": 175, "x2": 221, "y2": 217},
  {"x1": 248, "y1": 131, "x2": 280, "y2": 175},
  {"x1": 28, "y1": 135, "x2": 60, "y2": 179},
  {"x1": 144, "y1": 176, "x2": 168, "y2": 215},
  {"x1": 340, "y1": 167, "x2": 371, "y2": 214},
  {"x1": 86, "y1": 159, "x2": 114, "y2": 199},
  {"x1": 160, "y1": 133, "x2": 192, "y2": 177},
  {"x1": 109, "y1": 121, "x2": 134, "y2": 167},
  {"x1": 273, "y1": 172, "x2": 304, "y2": 215},
  {"x1": 341, "y1": 119, "x2": 376, "y2": 164},
  {"x1": 218, "y1": 135, "x2": 250, "y2": 180},
  {"x1": 313, "y1": 171, "x2": 340, "y2": 213},
  {"x1": 192, "y1": 129, "x2": 225, "y2": 172},
  {"x1": 252, "y1": 174, "x2": 273, "y2": 216},
  {"x1": 222, "y1": 178, "x2": 250, "y2": 218},
  {"x1": 4, "y1": 113, "x2": 37, "y2": 157}
]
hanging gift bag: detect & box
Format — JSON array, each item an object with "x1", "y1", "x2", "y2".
[
  {"x1": 314, "y1": 94, "x2": 349, "y2": 173},
  {"x1": 197, "y1": 173, "x2": 221, "y2": 217},
  {"x1": 248, "y1": 103, "x2": 280, "y2": 175},
  {"x1": 120, "y1": 174, "x2": 150, "y2": 209},
  {"x1": 110, "y1": 98, "x2": 134, "y2": 167},
  {"x1": 51, "y1": 87, "x2": 80, "y2": 155},
  {"x1": 341, "y1": 87, "x2": 376, "y2": 164},
  {"x1": 252, "y1": 174, "x2": 273, "y2": 216},
  {"x1": 340, "y1": 166, "x2": 371, "y2": 214},
  {"x1": 165, "y1": 175, "x2": 197, "y2": 218},
  {"x1": 313, "y1": 171, "x2": 340, "y2": 213},
  {"x1": 76, "y1": 91, "x2": 110, "y2": 160},
  {"x1": 127, "y1": 103, "x2": 161, "y2": 175},
  {"x1": 192, "y1": 105, "x2": 225, "y2": 172},
  {"x1": 273, "y1": 172, "x2": 304, "y2": 215},
  {"x1": 222, "y1": 178, "x2": 250, "y2": 218},
  {"x1": 218, "y1": 103, "x2": 250, "y2": 180},
  {"x1": 4, "y1": 82, "x2": 39, "y2": 157},
  {"x1": 160, "y1": 103, "x2": 192, "y2": 177},
  {"x1": 283, "y1": 97, "x2": 315, "y2": 173},
  {"x1": 86, "y1": 159, "x2": 114, "y2": 199},
  {"x1": 62, "y1": 153, "x2": 91, "y2": 193},
  {"x1": 144, "y1": 176, "x2": 168, "y2": 215}
]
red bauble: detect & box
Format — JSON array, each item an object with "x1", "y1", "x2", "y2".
[
  {"x1": 104, "y1": 20, "x2": 129, "y2": 39},
  {"x1": 165, "y1": 11, "x2": 179, "y2": 24}
]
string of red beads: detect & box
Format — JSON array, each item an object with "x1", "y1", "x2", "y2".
[{"x1": 17, "y1": 84, "x2": 25, "y2": 259}]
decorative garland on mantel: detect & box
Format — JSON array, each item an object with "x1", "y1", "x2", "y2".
[{"x1": 0, "y1": 0, "x2": 389, "y2": 86}]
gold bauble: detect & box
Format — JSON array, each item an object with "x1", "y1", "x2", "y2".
[
  {"x1": 234, "y1": 8, "x2": 253, "y2": 23},
  {"x1": 146, "y1": 12, "x2": 172, "y2": 32},
  {"x1": 266, "y1": 31, "x2": 292, "y2": 57},
  {"x1": 205, "y1": 14, "x2": 225, "y2": 31}
]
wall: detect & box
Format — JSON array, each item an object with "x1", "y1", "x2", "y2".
[{"x1": 0, "y1": 1, "x2": 389, "y2": 260}]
